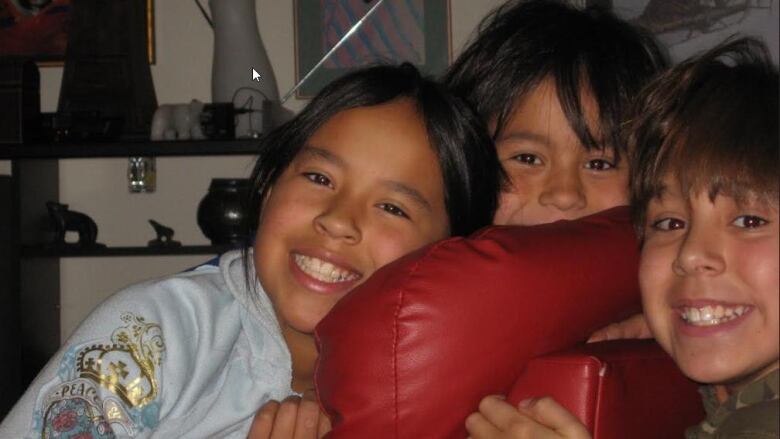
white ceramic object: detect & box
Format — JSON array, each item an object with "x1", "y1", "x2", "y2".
[
  {"x1": 150, "y1": 101, "x2": 206, "y2": 141},
  {"x1": 210, "y1": 0, "x2": 279, "y2": 138}
]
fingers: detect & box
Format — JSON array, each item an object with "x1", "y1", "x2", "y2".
[
  {"x1": 517, "y1": 397, "x2": 591, "y2": 439},
  {"x1": 293, "y1": 390, "x2": 322, "y2": 439},
  {"x1": 465, "y1": 395, "x2": 591, "y2": 439},
  {"x1": 317, "y1": 408, "x2": 332, "y2": 438},
  {"x1": 465, "y1": 396, "x2": 559, "y2": 439},
  {"x1": 466, "y1": 395, "x2": 530, "y2": 439},
  {"x1": 247, "y1": 393, "x2": 332, "y2": 439},
  {"x1": 465, "y1": 410, "x2": 502, "y2": 439},
  {"x1": 269, "y1": 396, "x2": 301, "y2": 439},
  {"x1": 586, "y1": 322, "x2": 621, "y2": 343},
  {"x1": 587, "y1": 313, "x2": 652, "y2": 343},
  {"x1": 625, "y1": 313, "x2": 652, "y2": 339},
  {"x1": 475, "y1": 395, "x2": 516, "y2": 430},
  {"x1": 247, "y1": 400, "x2": 280, "y2": 439}
]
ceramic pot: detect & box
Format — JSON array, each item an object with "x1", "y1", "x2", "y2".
[{"x1": 197, "y1": 178, "x2": 250, "y2": 245}]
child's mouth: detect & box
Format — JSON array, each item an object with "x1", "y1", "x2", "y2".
[
  {"x1": 293, "y1": 253, "x2": 362, "y2": 284},
  {"x1": 678, "y1": 304, "x2": 749, "y2": 327}
]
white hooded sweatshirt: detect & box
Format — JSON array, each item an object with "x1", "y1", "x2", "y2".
[{"x1": 0, "y1": 250, "x2": 295, "y2": 438}]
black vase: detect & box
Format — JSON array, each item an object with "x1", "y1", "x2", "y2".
[{"x1": 197, "y1": 178, "x2": 250, "y2": 245}]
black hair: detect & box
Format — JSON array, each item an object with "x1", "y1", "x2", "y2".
[
  {"x1": 243, "y1": 63, "x2": 500, "y2": 242},
  {"x1": 444, "y1": 0, "x2": 667, "y2": 163},
  {"x1": 629, "y1": 37, "x2": 779, "y2": 237}
]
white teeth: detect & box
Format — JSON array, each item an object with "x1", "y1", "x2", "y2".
[
  {"x1": 680, "y1": 304, "x2": 748, "y2": 326},
  {"x1": 293, "y1": 254, "x2": 360, "y2": 283}
]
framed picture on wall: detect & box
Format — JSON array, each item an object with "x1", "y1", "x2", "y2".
[
  {"x1": 294, "y1": 0, "x2": 451, "y2": 99},
  {"x1": 0, "y1": 0, "x2": 156, "y2": 66},
  {"x1": 603, "y1": 0, "x2": 779, "y2": 64}
]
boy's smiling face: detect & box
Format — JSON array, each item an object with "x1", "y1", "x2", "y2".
[
  {"x1": 640, "y1": 175, "x2": 779, "y2": 389},
  {"x1": 493, "y1": 78, "x2": 629, "y2": 226}
]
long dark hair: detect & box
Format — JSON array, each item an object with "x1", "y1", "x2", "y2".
[
  {"x1": 444, "y1": 0, "x2": 666, "y2": 163},
  {"x1": 629, "y1": 37, "x2": 779, "y2": 236},
  {"x1": 244, "y1": 63, "x2": 500, "y2": 244}
]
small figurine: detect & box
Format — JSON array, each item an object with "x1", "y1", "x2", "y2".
[
  {"x1": 46, "y1": 201, "x2": 106, "y2": 248},
  {"x1": 150, "y1": 100, "x2": 206, "y2": 141},
  {"x1": 147, "y1": 219, "x2": 181, "y2": 248}
]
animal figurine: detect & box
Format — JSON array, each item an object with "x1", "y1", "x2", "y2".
[
  {"x1": 147, "y1": 219, "x2": 181, "y2": 247},
  {"x1": 150, "y1": 100, "x2": 206, "y2": 140},
  {"x1": 46, "y1": 201, "x2": 105, "y2": 248}
]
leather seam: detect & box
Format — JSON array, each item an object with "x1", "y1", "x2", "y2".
[{"x1": 391, "y1": 237, "x2": 458, "y2": 439}]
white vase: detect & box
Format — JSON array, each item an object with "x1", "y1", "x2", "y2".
[{"x1": 210, "y1": 0, "x2": 279, "y2": 137}]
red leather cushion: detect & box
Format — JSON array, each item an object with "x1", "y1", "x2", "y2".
[
  {"x1": 315, "y1": 207, "x2": 642, "y2": 439},
  {"x1": 508, "y1": 340, "x2": 704, "y2": 439}
]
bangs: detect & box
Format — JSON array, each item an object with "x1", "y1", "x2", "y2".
[
  {"x1": 444, "y1": 0, "x2": 665, "y2": 160},
  {"x1": 647, "y1": 64, "x2": 778, "y2": 204},
  {"x1": 556, "y1": 65, "x2": 602, "y2": 151}
]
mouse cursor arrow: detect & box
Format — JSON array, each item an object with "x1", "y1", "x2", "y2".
[{"x1": 252, "y1": 68, "x2": 261, "y2": 82}]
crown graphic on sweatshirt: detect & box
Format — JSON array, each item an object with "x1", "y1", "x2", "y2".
[
  {"x1": 76, "y1": 343, "x2": 156, "y2": 408},
  {"x1": 75, "y1": 312, "x2": 165, "y2": 408}
]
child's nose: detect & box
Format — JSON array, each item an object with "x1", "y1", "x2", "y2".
[
  {"x1": 673, "y1": 225, "x2": 726, "y2": 276},
  {"x1": 538, "y1": 168, "x2": 586, "y2": 212},
  {"x1": 313, "y1": 201, "x2": 362, "y2": 244}
]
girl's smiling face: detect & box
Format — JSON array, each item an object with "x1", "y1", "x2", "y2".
[
  {"x1": 493, "y1": 78, "x2": 629, "y2": 226},
  {"x1": 640, "y1": 175, "x2": 779, "y2": 390},
  {"x1": 254, "y1": 98, "x2": 449, "y2": 344}
]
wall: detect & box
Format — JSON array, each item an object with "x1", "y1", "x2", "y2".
[
  {"x1": 2, "y1": 0, "x2": 505, "y2": 340},
  {"x1": 5, "y1": 0, "x2": 778, "y2": 340}
]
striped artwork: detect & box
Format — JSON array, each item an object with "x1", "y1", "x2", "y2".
[{"x1": 320, "y1": 0, "x2": 426, "y2": 68}]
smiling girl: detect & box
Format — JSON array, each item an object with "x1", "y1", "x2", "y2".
[{"x1": 0, "y1": 64, "x2": 500, "y2": 439}]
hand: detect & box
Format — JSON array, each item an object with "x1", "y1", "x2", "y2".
[
  {"x1": 246, "y1": 389, "x2": 332, "y2": 439},
  {"x1": 587, "y1": 313, "x2": 652, "y2": 343},
  {"x1": 465, "y1": 395, "x2": 591, "y2": 439}
]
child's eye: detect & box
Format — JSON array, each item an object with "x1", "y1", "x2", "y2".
[
  {"x1": 732, "y1": 215, "x2": 768, "y2": 228},
  {"x1": 303, "y1": 172, "x2": 333, "y2": 188},
  {"x1": 378, "y1": 203, "x2": 410, "y2": 219},
  {"x1": 584, "y1": 159, "x2": 615, "y2": 171},
  {"x1": 652, "y1": 217, "x2": 686, "y2": 231},
  {"x1": 512, "y1": 153, "x2": 542, "y2": 166}
]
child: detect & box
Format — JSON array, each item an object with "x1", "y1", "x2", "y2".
[
  {"x1": 0, "y1": 63, "x2": 501, "y2": 438},
  {"x1": 444, "y1": 0, "x2": 666, "y2": 227},
  {"x1": 465, "y1": 37, "x2": 779, "y2": 438},
  {"x1": 254, "y1": 2, "x2": 669, "y2": 436}
]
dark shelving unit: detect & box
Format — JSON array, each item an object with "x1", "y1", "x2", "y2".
[
  {"x1": 3, "y1": 139, "x2": 256, "y2": 414},
  {"x1": 0, "y1": 138, "x2": 261, "y2": 159},
  {"x1": 21, "y1": 244, "x2": 236, "y2": 258}
]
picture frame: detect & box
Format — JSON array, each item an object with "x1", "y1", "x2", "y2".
[
  {"x1": 294, "y1": 0, "x2": 451, "y2": 98},
  {"x1": 0, "y1": 0, "x2": 156, "y2": 66},
  {"x1": 603, "y1": 0, "x2": 778, "y2": 64}
]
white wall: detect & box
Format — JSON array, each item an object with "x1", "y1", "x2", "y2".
[
  {"x1": 10, "y1": 0, "x2": 504, "y2": 341},
  {"x1": 18, "y1": 0, "x2": 777, "y2": 340}
]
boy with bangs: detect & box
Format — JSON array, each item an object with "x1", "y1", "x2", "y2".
[
  {"x1": 465, "y1": 37, "x2": 779, "y2": 439},
  {"x1": 444, "y1": 0, "x2": 666, "y2": 227}
]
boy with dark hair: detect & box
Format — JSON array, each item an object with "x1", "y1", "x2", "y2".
[
  {"x1": 445, "y1": 0, "x2": 666, "y2": 227},
  {"x1": 466, "y1": 37, "x2": 779, "y2": 439}
]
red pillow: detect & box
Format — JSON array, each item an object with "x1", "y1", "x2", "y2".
[
  {"x1": 315, "y1": 207, "x2": 642, "y2": 439},
  {"x1": 507, "y1": 340, "x2": 704, "y2": 438}
]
